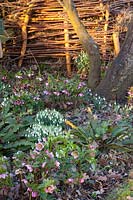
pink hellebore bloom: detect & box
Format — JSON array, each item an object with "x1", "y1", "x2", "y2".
[
  {"x1": 22, "y1": 179, "x2": 28, "y2": 185},
  {"x1": 45, "y1": 150, "x2": 54, "y2": 158},
  {"x1": 64, "y1": 79, "x2": 69, "y2": 83},
  {"x1": 45, "y1": 185, "x2": 56, "y2": 194},
  {"x1": 0, "y1": 174, "x2": 8, "y2": 179},
  {"x1": 13, "y1": 100, "x2": 24, "y2": 106},
  {"x1": 30, "y1": 152, "x2": 36, "y2": 159},
  {"x1": 89, "y1": 145, "x2": 95, "y2": 150},
  {"x1": 43, "y1": 90, "x2": 50, "y2": 95},
  {"x1": 45, "y1": 82, "x2": 49, "y2": 87},
  {"x1": 32, "y1": 191, "x2": 38, "y2": 198},
  {"x1": 79, "y1": 178, "x2": 85, "y2": 183},
  {"x1": 67, "y1": 178, "x2": 74, "y2": 183},
  {"x1": 115, "y1": 114, "x2": 122, "y2": 122},
  {"x1": 27, "y1": 187, "x2": 32, "y2": 192},
  {"x1": 25, "y1": 165, "x2": 33, "y2": 172},
  {"x1": 62, "y1": 90, "x2": 70, "y2": 96},
  {"x1": 35, "y1": 142, "x2": 44, "y2": 151},
  {"x1": 2, "y1": 76, "x2": 7, "y2": 81},
  {"x1": 33, "y1": 150, "x2": 40, "y2": 155},
  {"x1": 42, "y1": 162, "x2": 47, "y2": 168},
  {"x1": 42, "y1": 137, "x2": 47, "y2": 142},
  {"x1": 79, "y1": 173, "x2": 88, "y2": 184},
  {"x1": 89, "y1": 141, "x2": 98, "y2": 150},
  {"x1": 78, "y1": 93, "x2": 84, "y2": 97},
  {"x1": 78, "y1": 82, "x2": 86, "y2": 89},
  {"x1": 22, "y1": 162, "x2": 26, "y2": 167},
  {"x1": 55, "y1": 160, "x2": 60, "y2": 168},
  {"x1": 53, "y1": 91, "x2": 60, "y2": 96}
]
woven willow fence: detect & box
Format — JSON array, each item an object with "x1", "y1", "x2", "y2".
[{"x1": 0, "y1": 0, "x2": 133, "y2": 73}]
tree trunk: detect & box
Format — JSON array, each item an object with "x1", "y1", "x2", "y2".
[
  {"x1": 0, "y1": 40, "x2": 3, "y2": 58},
  {"x1": 57, "y1": 0, "x2": 101, "y2": 89},
  {"x1": 58, "y1": 0, "x2": 133, "y2": 102},
  {"x1": 96, "y1": 15, "x2": 133, "y2": 102}
]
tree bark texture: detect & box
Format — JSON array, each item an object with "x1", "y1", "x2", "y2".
[
  {"x1": 57, "y1": 0, "x2": 101, "y2": 89},
  {"x1": 0, "y1": 40, "x2": 3, "y2": 58},
  {"x1": 96, "y1": 15, "x2": 133, "y2": 102}
]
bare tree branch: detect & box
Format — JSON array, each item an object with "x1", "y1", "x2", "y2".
[{"x1": 57, "y1": 0, "x2": 65, "y2": 8}]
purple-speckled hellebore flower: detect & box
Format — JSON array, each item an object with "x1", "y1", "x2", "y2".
[
  {"x1": 62, "y1": 90, "x2": 70, "y2": 96},
  {"x1": 43, "y1": 90, "x2": 50, "y2": 95},
  {"x1": 0, "y1": 174, "x2": 8, "y2": 179},
  {"x1": 53, "y1": 91, "x2": 60, "y2": 96},
  {"x1": 25, "y1": 165, "x2": 33, "y2": 172},
  {"x1": 35, "y1": 142, "x2": 44, "y2": 151},
  {"x1": 78, "y1": 82, "x2": 86, "y2": 89},
  {"x1": 32, "y1": 191, "x2": 38, "y2": 198},
  {"x1": 78, "y1": 93, "x2": 84, "y2": 97}
]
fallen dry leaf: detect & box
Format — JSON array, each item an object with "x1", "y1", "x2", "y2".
[{"x1": 97, "y1": 176, "x2": 108, "y2": 182}]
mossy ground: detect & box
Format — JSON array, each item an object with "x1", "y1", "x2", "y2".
[{"x1": 106, "y1": 178, "x2": 133, "y2": 200}]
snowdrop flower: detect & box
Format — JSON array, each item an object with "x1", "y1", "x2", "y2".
[
  {"x1": 15, "y1": 75, "x2": 22, "y2": 79},
  {"x1": 66, "y1": 101, "x2": 73, "y2": 105},
  {"x1": 27, "y1": 73, "x2": 34, "y2": 77},
  {"x1": 36, "y1": 77, "x2": 43, "y2": 81},
  {"x1": 33, "y1": 96, "x2": 40, "y2": 100}
]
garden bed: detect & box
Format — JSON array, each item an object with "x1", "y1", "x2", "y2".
[{"x1": 0, "y1": 68, "x2": 132, "y2": 200}]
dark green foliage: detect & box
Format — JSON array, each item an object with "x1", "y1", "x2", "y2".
[
  {"x1": 0, "y1": 107, "x2": 35, "y2": 156},
  {"x1": 0, "y1": 156, "x2": 13, "y2": 188},
  {"x1": 69, "y1": 116, "x2": 133, "y2": 153},
  {"x1": 74, "y1": 50, "x2": 90, "y2": 74},
  {"x1": 0, "y1": 82, "x2": 37, "y2": 156},
  {"x1": 0, "y1": 69, "x2": 132, "y2": 200}
]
